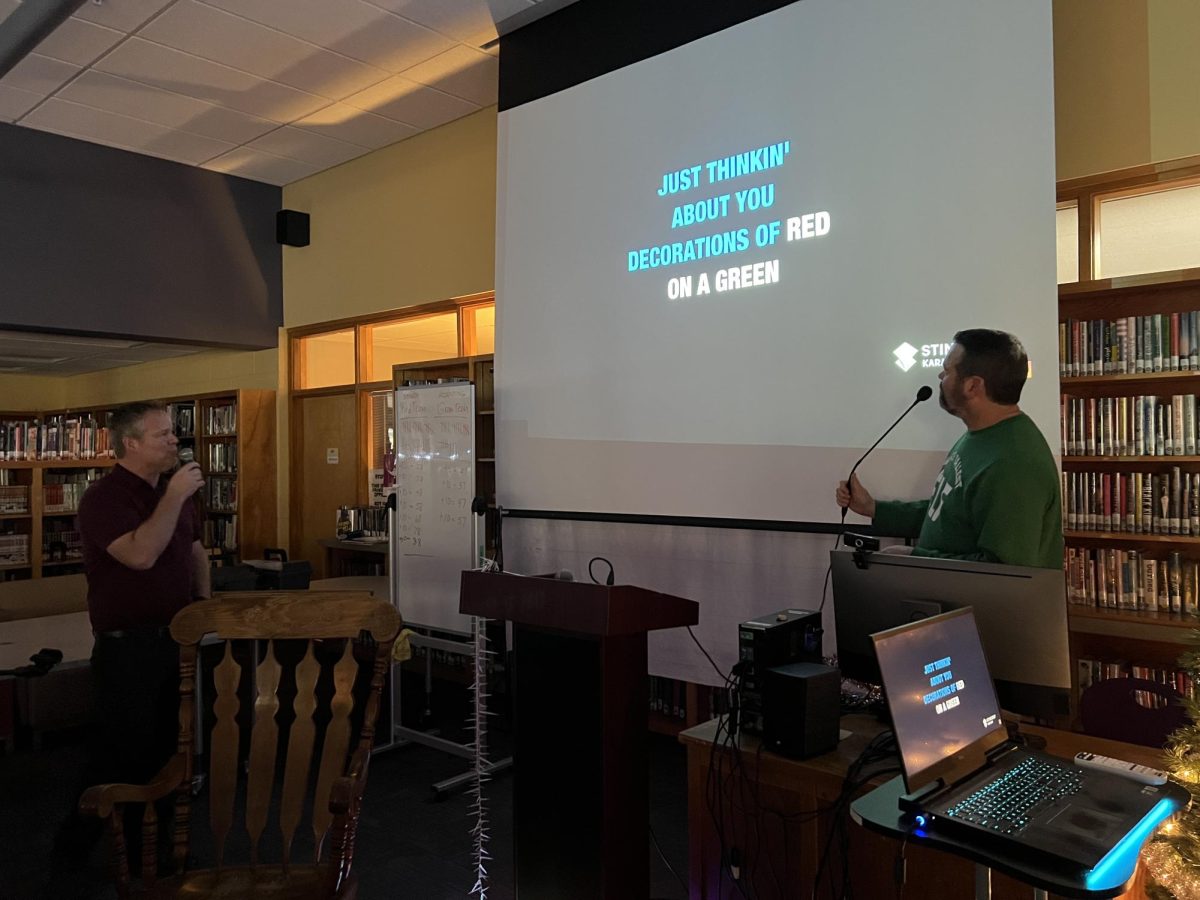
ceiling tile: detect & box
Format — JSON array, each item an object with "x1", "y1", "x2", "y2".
[
  {"x1": 96, "y1": 37, "x2": 329, "y2": 121},
  {"x1": 293, "y1": 102, "x2": 418, "y2": 149},
  {"x1": 33, "y1": 16, "x2": 125, "y2": 66},
  {"x1": 373, "y1": 0, "x2": 533, "y2": 46},
  {"x1": 140, "y1": 1, "x2": 390, "y2": 100},
  {"x1": 203, "y1": 146, "x2": 322, "y2": 185},
  {"x1": 247, "y1": 125, "x2": 366, "y2": 168},
  {"x1": 199, "y1": 0, "x2": 455, "y2": 73},
  {"x1": 0, "y1": 53, "x2": 80, "y2": 96},
  {"x1": 58, "y1": 70, "x2": 277, "y2": 143},
  {"x1": 400, "y1": 45, "x2": 497, "y2": 106},
  {"x1": 0, "y1": 84, "x2": 42, "y2": 120},
  {"x1": 22, "y1": 98, "x2": 236, "y2": 165},
  {"x1": 72, "y1": 0, "x2": 177, "y2": 34},
  {"x1": 342, "y1": 74, "x2": 478, "y2": 130}
]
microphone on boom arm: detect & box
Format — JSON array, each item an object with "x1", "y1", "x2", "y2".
[{"x1": 837, "y1": 385, "x2": 933, "y2": 545}]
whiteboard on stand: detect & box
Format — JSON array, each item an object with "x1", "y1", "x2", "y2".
[{"x1": 390, "y1": 382, "x2": 475, "y2": 634}]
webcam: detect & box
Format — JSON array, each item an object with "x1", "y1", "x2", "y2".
[{"x1": 844, "y1": 532, "x2": 880, "y2": 552}]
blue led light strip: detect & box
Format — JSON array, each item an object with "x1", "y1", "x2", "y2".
[{"x1": 1085, "y1": 798, "x2": 1178, "y2": 890}]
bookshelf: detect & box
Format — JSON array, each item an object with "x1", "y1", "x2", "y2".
[
  {"x1": 1059, "y1": 274, "x2": 1200, "y2": 707},
  {"x1": 0, "y1": 389, "x2": 275, "y2": 581}
]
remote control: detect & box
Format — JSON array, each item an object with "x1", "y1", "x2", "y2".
[{"x1": 1074, "y1": 751, "x2": 1169, "y2": 785}]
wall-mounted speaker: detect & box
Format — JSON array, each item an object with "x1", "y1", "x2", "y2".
[{"x1": 276, "y1": 209, "x2": 310, "y2": 247}]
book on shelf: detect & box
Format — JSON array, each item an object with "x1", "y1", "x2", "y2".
[
  {"x1": 1062, "y1": 393, "x2": 1200, "y2": 457},
  {"x1": 1066, "y1": 546, "x2": 1198, "y2": 614},
  {"x1": 0, "y1": 415, "x2": 111, "y2": 461},
  {"x1": 1064, "y1": 468, "x2": 1200, "y2": 534},
  {"x1": 1060, "y1": 311, "x2": 1200, "y2": 377},
  {"x1": 206, "y1": 404, "x2": 236, "y2": 436},
  {"x1": 1077, "y1": 656, "x2": 1197, "y2": 706}
]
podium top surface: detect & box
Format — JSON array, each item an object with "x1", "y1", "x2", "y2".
[{"x1": 459, "y1": 570, "x2": 698, "y2": 636}]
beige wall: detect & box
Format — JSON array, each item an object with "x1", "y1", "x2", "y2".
[
  {"x1": 277, "y1": 106, "x2": 499, "y2": 545},
  {"x1": 1055, "y1": 0, "x2": 1200, "y2": 179},
  {"x1": 282, "y1": 106, "x2": 497, "y2": 328},
  {"x1": 0, "y1": 374, "x2": 66, "y2": 411},
  {"x1": 0, "y1": 349, "x2": 275, "y2": 410}
]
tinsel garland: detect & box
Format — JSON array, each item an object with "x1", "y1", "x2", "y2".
[
  {"x1": 1141, "y1": 638, "x2": 1200, "y2": 899},
  {"x1": 469, "y1": 614, "x2": 493, "y2": 899}
]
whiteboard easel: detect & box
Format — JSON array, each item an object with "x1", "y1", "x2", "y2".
[{"x1": 381, "y1": 382, "x2": 511, "y2": 793}]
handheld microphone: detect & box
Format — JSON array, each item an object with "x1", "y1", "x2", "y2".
[
  {"x1": 178, "y1": 447, "x2": 195, "y2": 465},
  {"x1": 838, "y1": 385, "x2": 933, "y2": 538}
]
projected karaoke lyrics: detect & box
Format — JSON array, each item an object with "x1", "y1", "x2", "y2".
[
  {"x1": 922, "y1": 656, "x2": 967, "y2": 716},
  {"x1": 627, "y1": 140, "x2": 832, "y2": 301}
]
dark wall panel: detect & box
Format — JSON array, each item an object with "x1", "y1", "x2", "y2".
[
  {"x1": 499, "y1": 0, "x2": 795, "y2": 111},
  {"x1": 0, "y1": 123, "x2": 282, "y2": 349}
]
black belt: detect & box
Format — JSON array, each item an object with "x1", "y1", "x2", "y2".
[{"x1": 94, "y1": 627, "x2": 172, "y2": 640}]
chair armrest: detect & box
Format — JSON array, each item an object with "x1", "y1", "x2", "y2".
[
  {"x1": 329, "y1": 747, "x2": 372, "y2": 815},
  {"x1": 79, "y1": 753, "x2": 188, "y2": 818}
]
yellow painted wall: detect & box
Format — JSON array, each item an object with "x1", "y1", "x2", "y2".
[
  {"x1": 0, "y1": 374, "x2": 65, "y2": 411},
  {"x1": 0, "y1": 350, "x2": 275, "y2": 410},
  {"x1": 282, "y1": 106, "x2": 497, "y2": 328},
  {"x1": 54, "y1": 349, "x2": 277, "y2": 408},
  {"x1": 1147, "y1": 0, "x2": 1200, "y2": 164},
  {"x1": 1054, "y1": 0, "x2": 1151, "y2": 180},
  {"x1": 1055, "y1": 0, "x2": 1200, "y2": 179}
]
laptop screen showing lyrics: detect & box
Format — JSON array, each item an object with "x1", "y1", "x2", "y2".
[{"x1": 873, "y1": 607, "x2": 1007, "y2": 789}]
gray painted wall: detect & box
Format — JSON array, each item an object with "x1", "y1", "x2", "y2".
[{"x1": 0, "y1": 123, "x2": 282, "y2": 349}]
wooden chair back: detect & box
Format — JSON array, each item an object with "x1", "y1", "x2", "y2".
[
  {"x1": 1079, "y1": 676, "x2": 1189, "y2": 748},
  {"x1": 85, "y1": 590, "x2": 400, "y2": 898}
]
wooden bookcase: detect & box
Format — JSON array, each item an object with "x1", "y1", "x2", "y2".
[
  {"x1": 1059, "y1": 275, "x2": 1200, "y2": 706},
  {"x1": 0, "y1": 388, "x2": 275, "y2": 581}
]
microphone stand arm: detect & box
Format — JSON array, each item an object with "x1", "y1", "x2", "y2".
[{"x1": 838, "y1": 395, "x2": 924, "y2": 545}]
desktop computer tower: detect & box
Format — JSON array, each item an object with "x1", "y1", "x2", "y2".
[
  {"x1": 762, "y1": 661, "x2": 840, "y2": 758},
  {"x1": 737, "y1": 608, "x2": 822, "y2": 735}
]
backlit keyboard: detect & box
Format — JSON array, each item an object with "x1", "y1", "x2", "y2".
[{"x1": 942, "y1": 756, "x2": 1084, "y2": 836}]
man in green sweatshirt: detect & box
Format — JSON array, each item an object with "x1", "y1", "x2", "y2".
[{"x1": 835, "y1": 329, "x2": 1062, "y2": 569}]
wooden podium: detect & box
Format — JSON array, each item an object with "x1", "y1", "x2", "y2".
[{"x1": 460, "y1": 570, "x2": 699, "y2": 900}]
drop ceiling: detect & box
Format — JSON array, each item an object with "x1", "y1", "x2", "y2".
[{"x1": 0, "y1": 0, "x2": 550, "y2": 186}]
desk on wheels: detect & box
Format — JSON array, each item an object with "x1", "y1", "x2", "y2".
[{"x1": 679, "y1": 716, "x2": 1169, "y2": 900}]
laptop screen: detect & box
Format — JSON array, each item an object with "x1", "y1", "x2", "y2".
[{"x1": 872, "y1": 606, "x2": 1007, "y2": 792}]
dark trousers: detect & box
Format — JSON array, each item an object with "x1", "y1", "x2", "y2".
[{"x1": 87, "y1": 633, "x2": 181, "y2": 788}]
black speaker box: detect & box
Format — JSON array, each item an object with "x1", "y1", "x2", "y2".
[
  {"x1": 276, "y1": 209, "x2": 310, "y2": 247},
  {"x1": 762, "y1": 661, "x2": 840, "y2": 759}
]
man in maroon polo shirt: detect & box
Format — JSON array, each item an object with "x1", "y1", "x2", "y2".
[{"x1": 77, "y1": 401, "x2": 208, "y2": 790}]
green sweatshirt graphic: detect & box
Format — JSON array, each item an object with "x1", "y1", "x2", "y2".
[{"x1": 872, "y1": 413, "x2": 1062, "y2": 569}]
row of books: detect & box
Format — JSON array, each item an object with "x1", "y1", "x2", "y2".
[
  {"x1": 202, "y1": 516, "x2": 238, "y2": 551},
  {"x1": 648, "y1": 677, "x2": 730, "y2": 722},
  {"x1": 43, "y1": 469, "x2": 105, "y2": 513},
  {"x1": 1077, "y1": 657, "x2": 1197, "y2": 706},
  {"x1": 206, "y1": 442, "x2": 237, "y2": 474},
  {"x1": 406, "y1": 642, "x2": 506, "y2": 678},
  {"x1": 0, "y1": 415, "x2": 113, "y2": 460},
  {"x1": 206, "y1": 479, "x2": 237, "y2": 513},
  {"x1": 167, "y1": 403, "x2": 195, "y2": 438},
  {"x1": 1066, "y1": 547, "x2": 1200, "y2": 613},
  {"x1": 1059, "y1": 311, "x2": 1200, "y2": 377},
  {"x1": 1061, "y1": 468, "x2": 1200, "y2": 534},
  {"x1": 1061, "y1": 394, "x2": 1200, "y2": 457},
  {"x1": 0, "y1": 533, "x2": 29, "y2": 565},
  {"x1": 207, "y1": 405, "x2": 237, "y2": 436},
  {"x1": 0, "y1": 485, "x2": 28, "y2": 514},
  {"x1": 42, "y1": 524, "x2": 83, "y2": 562}
]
